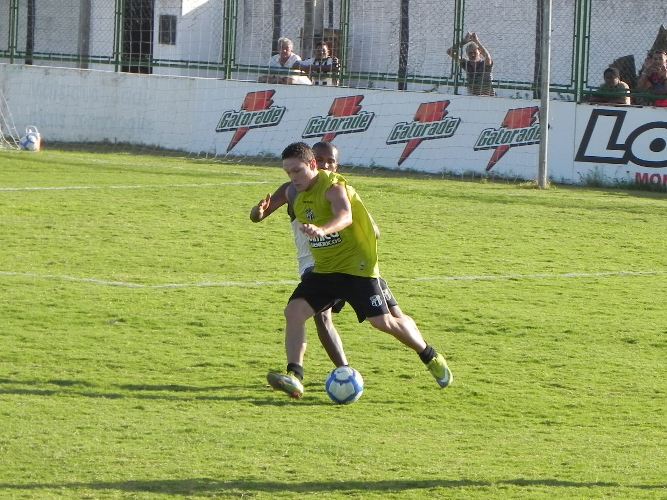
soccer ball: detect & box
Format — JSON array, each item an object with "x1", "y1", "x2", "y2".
[
  {"x1": 325, "y1": 366, "x2": 364, "y2": 404},
  {"x1": 19, "y1": 132, "x2": 40, "y2": 151}
]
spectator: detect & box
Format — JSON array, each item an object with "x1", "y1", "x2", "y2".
[
  {"x1": 588, "y1": 67, "x2": 631, "y2": 105},
  {"x1": 447, "y1": 32, "x2": 495, "y2": 96},
  {"x1": 636, "y1": 50, "x2": 667, "y2": 107},
  {"x1": 259, "y1": 37, "x2": 311, "y2": 85},
  {"x1": 295, "y1": 42, "x2": 340, "y2": 86}
]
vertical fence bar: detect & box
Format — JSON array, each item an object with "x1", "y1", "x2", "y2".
[
  {"x1": 339, "y1": 0, "x2": 350, "y2": 85},
  {"x1": 113, "y1": 0, "x2": 122, "y2": 72},
  {"x1": 451, "y1": 0, "x2": 465, "y2": 94},
  {"x1": 581, "y1": 0, "x2": 592, "y2": 97},
  {"x1": 222, "y1": 0, "x2": 237, "y2": 80},
  {"x1": 538, "y1": 0, "x2": 552, "y2": 189},
  {"x1": 573, "y1": 0, "x2": 591, "y2": 102},
  {"x1": 8, "y1": 0, "x2": 19, "y2": 64}
]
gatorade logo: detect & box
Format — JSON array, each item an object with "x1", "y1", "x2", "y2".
[
  {"x1": 387, "y1": 101, "x2": 461, "y2": 166},
  {"x1": 302, "y1": 95, "x2": 374, "y2": 142},
  {"x1": 475, "y1": 107, "x2": 540, "y2": 171},
  {"x1": 216, "y1": 90, "x2": 286, "y2": 152}
]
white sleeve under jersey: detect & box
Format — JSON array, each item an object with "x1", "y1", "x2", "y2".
[{"x1": 291, "y1": 219, "x2": 315, "y2": 277}]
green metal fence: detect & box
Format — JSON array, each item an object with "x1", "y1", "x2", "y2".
[{"x1": 1, "y1": 0, "x2": 665, "y2": 103}]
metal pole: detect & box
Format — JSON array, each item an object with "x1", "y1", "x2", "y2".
[
  {"x1": 537, "y1": 0, "x2": 552, "y2": 189},
  {"x1": 8, "y1": 0, "x2": 19, "y2": 64}
]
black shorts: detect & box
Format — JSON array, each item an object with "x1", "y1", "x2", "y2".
[{"x1": 289, "y1": 272, "x2": 399, "y2": 322}]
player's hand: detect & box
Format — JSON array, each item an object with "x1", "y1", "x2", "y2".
[
  {"x1": 299, "y1": 223, "x2": 325, "y2": 238},
  {"x1": 250, "y1": 193, "x2": 270, "y2": 222}
]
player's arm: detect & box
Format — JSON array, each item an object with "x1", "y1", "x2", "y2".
[
  {"x1": 300, "y1": 184, "x2": 352, "y2": 237},
  {"x1": 249, "y1": 182, "x2": 290, "y2": 222}
]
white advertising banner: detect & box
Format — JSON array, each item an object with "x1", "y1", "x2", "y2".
[
  {"x1": 571, "y1": 105, "x2": 667, "y2": 187},
  {"x1": 1, "y1": 64, "x2": 665, "y2": 186}
]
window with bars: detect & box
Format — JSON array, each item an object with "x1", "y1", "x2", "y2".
[{"x1": 159, "y1": 15, "x2": 177, "y2": 45}]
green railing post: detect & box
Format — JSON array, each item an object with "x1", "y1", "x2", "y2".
[
  {"x1": 451, "y1": 0, "x2": 465, "y2": 95},
  {"x1": 572, "y1": 0, "x2": 591, "y2": 102},
  {"x1": 222, "y1": 0, "x2": 237, "y2": 79},
  {"x1": 8, "y1": 0, "x2": 20, "y2": 64},
  {"x1": 113, "y1": 0, "x2": 124, "y2": 72},
  {"x1": 339, "y1": 0, "x2": 350, "y2": 85}
]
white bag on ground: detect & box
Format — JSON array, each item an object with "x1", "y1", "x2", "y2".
[{"x1": 19, "y1": 126, "x2": 41, "y2": 151}]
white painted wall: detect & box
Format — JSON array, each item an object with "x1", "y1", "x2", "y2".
[{"x1": 2, "y1": 64, "x2": 664, "y2": 186}]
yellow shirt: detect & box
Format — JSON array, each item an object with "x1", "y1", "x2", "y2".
[{"x1": 293, "y1": 170, "x2": 379, "y2": 277}]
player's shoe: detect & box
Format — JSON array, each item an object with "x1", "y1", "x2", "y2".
[
  {"x1": 426, "y1": 353, "x2": 453, "y2": 388},
  {"x1": 267, "y1": 371, "x2": 304, "y2": 399}
]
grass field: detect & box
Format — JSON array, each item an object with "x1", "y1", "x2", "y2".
[{"x1": 0, "y1": 149, "x2": 665, "y2": 499}]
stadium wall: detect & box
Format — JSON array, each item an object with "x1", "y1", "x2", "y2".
[{"x1": 1, "y1": 64, "x2": 665, "y2": 186}]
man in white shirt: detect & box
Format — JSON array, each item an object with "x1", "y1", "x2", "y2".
[{"x1": 259, "y1": 37, "x2": 312, "y2": 85}]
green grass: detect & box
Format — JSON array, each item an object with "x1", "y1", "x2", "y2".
[{"x1": 0, "y1": 149, "x2": 665, "y2": 499}]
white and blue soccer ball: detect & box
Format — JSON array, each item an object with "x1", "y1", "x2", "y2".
[
  {"x1": 19, "y1": 132, "x2": 40, "y2": 151},
  {"x1": 325, "y1": 366, "x2": 364, "y2": 404}
]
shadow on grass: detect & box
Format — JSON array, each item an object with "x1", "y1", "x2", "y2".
[
  {"x1": 0, "y1": 477, "x2": 663, "y2": 495},
  {"x1": 0, "y1": 377, "x2": 329, "y2": 406}
]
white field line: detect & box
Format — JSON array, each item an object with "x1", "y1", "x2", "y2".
[
  {"x1": 0, "y1": 181, "x2": 270, "y2": 192},
  {"x1": 0, "y1": 270, "x2": 664, "y2": 290}
]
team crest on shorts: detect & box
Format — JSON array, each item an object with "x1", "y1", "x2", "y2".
[
  {"x1": 382, "y1": 288, "x2": 393, "y2": 302},
  {"x1": 369, "y1": 294, "x2": 384, "y2": 307}
]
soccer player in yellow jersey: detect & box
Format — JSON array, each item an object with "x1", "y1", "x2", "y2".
[
  {"x1": 252, "y1": 142, "x2": 403, "y2": 371},
  {"x1": 267, "y1": 142, "x2": 453, "y2": 399},
  {"x1": 250, "y1": 142, "x2": 349, "y2": 368}
]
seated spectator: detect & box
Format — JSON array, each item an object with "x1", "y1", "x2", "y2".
[
  {"x1": 259, "y1": 37, "x2": 312, "y2": 85},
  {"x1": 294, "y1": 42, "x2": 340, "y2": 86},
  {"x1": 447, "y1": 32, "x2": 495, "y2": 96},
  {"x1": 636, "y1": 50, "x2": 667, "y2": 107},
  {"x1": 588, "y1": 67, "x2": 631, "y2": 105}
]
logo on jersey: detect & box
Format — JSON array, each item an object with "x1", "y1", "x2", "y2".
[
  {"x1": 309, "y1": 232, "x2": 342, "y2": 248},
  {"x1": 575, "y1": 109, "x2": 667, "y2": 168},
  {"x1": 216, "y1": 90, "x2": 286, "y2": 152},
  {"x1": 305, "y1": 208, "x2": 315, "y2": 221},
  {"x1": 386, "y1": 101, "x2": 461, "y2": 165},
  {"x1": 474, "y1": 106, "x2": 540, "y2": 171},
  {"x1": 302, "y1": 95, "x2": 374, "y2": 142},
  {"x1": 369, "y1": 294, "x2": 383, "y2": 307}
]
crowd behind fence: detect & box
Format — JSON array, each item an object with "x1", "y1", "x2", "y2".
[{"x1": 0, "y1": 0, "x2": 666, "y2": 106}]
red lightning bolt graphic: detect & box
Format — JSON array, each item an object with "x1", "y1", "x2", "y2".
[
  {"x1": 486, "y1": 106, "x2": 539, "y2": 171},
  {"x1": 227, "y1": 90, "x2": 276, "y2": 152},
  {"x1": 322, "y1": 95, "x2": 364, "y2": 142},
  {"x1": 398, "y1": 101, "x2": 450, "y2": 166}
]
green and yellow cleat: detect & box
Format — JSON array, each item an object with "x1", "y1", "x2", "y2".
[
  {"x1": 267, "y1": 371, "x2": 304, "y2": 399},
  {"x1": 426, "y1": 353, "x2": 453, "y2": 388}
]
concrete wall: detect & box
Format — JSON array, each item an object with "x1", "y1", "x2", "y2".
[{"x1": 2, "y1": 64, "x2": 664, "y2": 186}]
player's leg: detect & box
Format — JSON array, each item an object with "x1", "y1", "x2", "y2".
[
  {"x1": 346, "y1": 276, "x2": 453, "y2": 389},
  {"x1": 367, "y1": 312, "x2": 453, "y2": 388},
  {"x1": 284, "y1": 297, "x2": 316, "y2": 367},
  {"x1": 267, "y1": 298, "x2": 313, "y2": 399},
  {"x1": 267, "y1": 273, "x2": 335, "y2": 399},
  {"x1": 313, "y1": 307, "x2": 348, "y2": 367}
]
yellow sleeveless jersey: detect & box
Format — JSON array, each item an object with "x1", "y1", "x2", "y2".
[{"x1": 293, "y1": 170, "x2": 379, "y2": 277}]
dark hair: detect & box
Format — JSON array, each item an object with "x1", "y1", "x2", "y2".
[
  {"x1": 281, "y1": 142, "x2": 314, "y2": 163},
  {"x1": 603, "y1": 67, "x2": 620, "y2": 78},
  {"x1": 312, "y1": 141, "x2": 339, "y2": 161}
]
